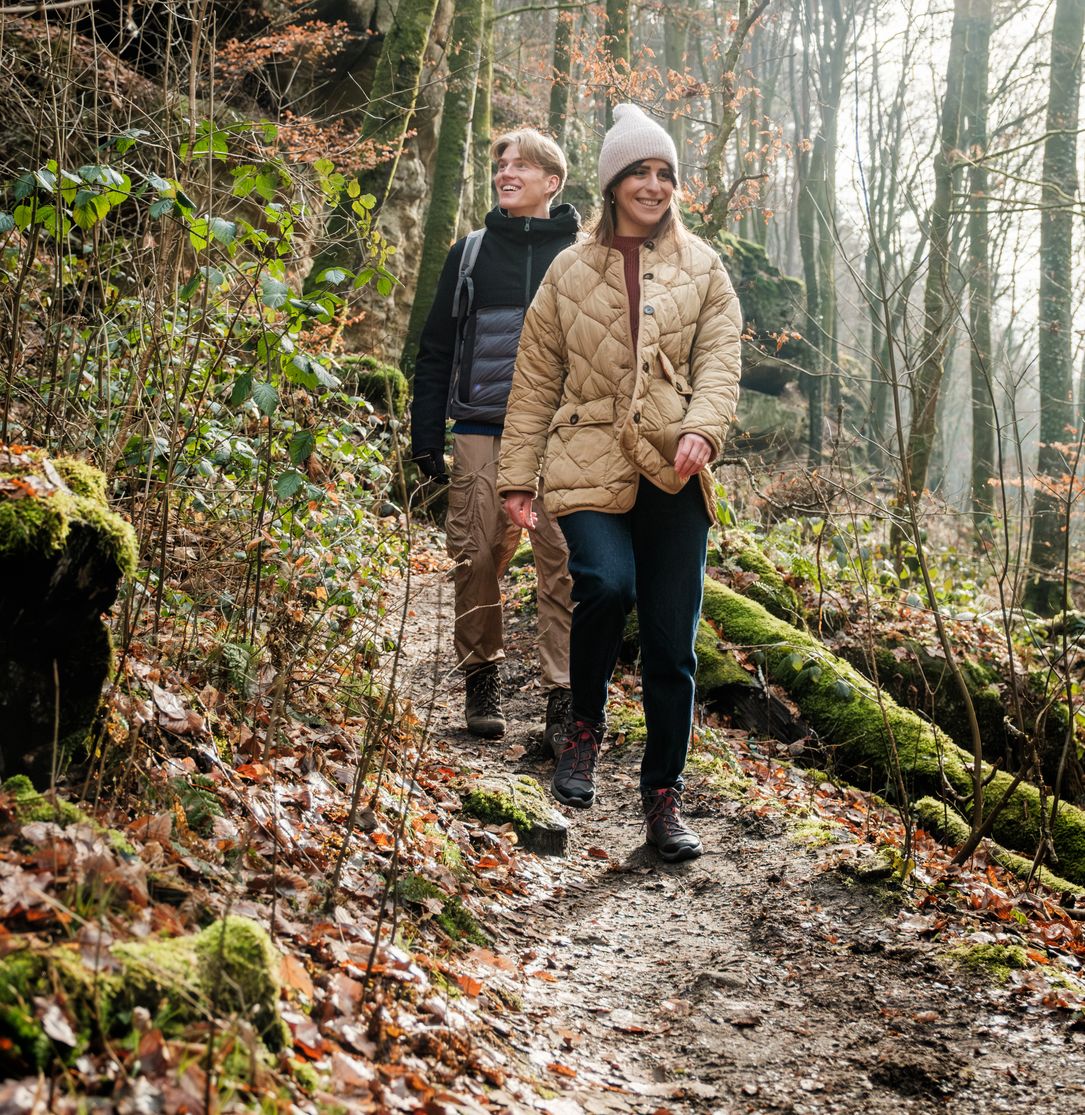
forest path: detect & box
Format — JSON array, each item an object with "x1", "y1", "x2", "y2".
[{"x1": 390, "y1": 542, "x2": 1084, "y2": 1115}]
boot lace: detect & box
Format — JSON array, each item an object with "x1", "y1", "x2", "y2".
[
  {"x1": 645, "y1": 788, "x2": 687, "y2": 839},
  {"x1": 561, "y1": 721, "x2": 601, "y2": 778},
  {"x1": 470, "y1": 667, "x2": 501, "y2": 714}
]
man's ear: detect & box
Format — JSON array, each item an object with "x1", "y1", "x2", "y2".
[{"x1": 546, "y1": 174, "x2": 561, "y2": 198}]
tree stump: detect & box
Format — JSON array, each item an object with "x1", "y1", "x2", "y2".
[{"x1": 0, "y1": 446, "x2": 136, "y2": 783}]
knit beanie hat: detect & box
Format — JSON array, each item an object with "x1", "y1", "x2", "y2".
[{"x1": 597, "y1": 103, "x2": 679, "y2": 195}]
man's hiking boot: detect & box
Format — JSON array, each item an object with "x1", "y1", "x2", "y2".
[
  {"x1": 543, "y1": 688, "x2": 572, "y2": 760},
  {"x1": 464, "y1": 663, "x2": 506, "y2": 738},
  {"x1": 551, "y1": 717, "x2": 605, "y2": 808},
  {"x1": 642, "y1": 787, "x2": 703, "y2": 863}
]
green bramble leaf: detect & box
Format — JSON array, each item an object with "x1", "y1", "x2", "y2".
[
  {"x1": 251, "y1": 381, "x2": 278, "y2": 415},
  {"x1": 230, "y1": 371, "x2": 253, "y2": 407},
  {"x1": 288, "y1": 430, "x2": 316, "y2": 465},
  {"x1": 275, "y1": 469, "x2": 305, "y2": 501},
  {"x1": 260, "y1": 275, "x2": 289, "y2": 309}
]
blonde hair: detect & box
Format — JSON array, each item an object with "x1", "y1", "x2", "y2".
[{"x1": 490, "y1": 128, "x2": 568, "y2": 196}]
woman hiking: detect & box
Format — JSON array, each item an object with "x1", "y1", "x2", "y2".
[{"x1": 497, "y1": 103, "x2": 742, "y2": 863}]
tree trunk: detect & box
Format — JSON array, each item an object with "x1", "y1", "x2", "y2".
[
  {"x1": 401, "y1": 0, "x2": 483, "y2": 377},
  {"x1": 965, "y1": 0, "x2": 995, "y2": 535},
  {"x1": 701, "y1": 0, "x2": 771, "y2": 236},
  {"x1": 1023, "y1": 0, "x2": 1085, "y2": 615},
  {"x1": 663, "y1": 9, "x2": 689, "y2": 157},
  {"x1": 306, "y1": 0, "x2": 441, "y2": 284},
  {"x1": 471, "y1": 0, "x2": 494, "y2": 225},
  {"x1": 603, "y1": 0, "x2": 630, "y2": 128},
  {"x1": 891, "y1": 0, "x2": 970, "y2": 554},
  {"x1": 549, "y1": 1, "x2": 574, "y2": 145}
]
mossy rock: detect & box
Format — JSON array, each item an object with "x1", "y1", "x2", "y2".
[
  {"x1": 0, "y1": 446, "x2": 136, "y2": 783},
  {"x1": 336, "y1": 354, "x2": 409, "y2": 417},
  {"x1": 700, "y1": 578, "x2": 1085, "y2": 884},
  {"x1": 0, "y1": 916, "x2": 286, "y2": 1071},
  {"x1": 715, "y1": 231, "x2": 810, "y2": 376},
  {"x1": 462, "y1": 775, "x2": 569, "y2": 857}
]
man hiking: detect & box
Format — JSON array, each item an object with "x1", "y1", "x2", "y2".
[{"x1": 410, "y1": 129, "x2": 578, "y2": 752}]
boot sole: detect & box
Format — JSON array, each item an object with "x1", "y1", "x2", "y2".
[
  {"x1": 467, "y1": 721, "x2": 506, "y2": 739},
  {"x1": 650, "y1": 839, "x2": 704, "y2": 863},
  {"x1": 550, "y1": 777, "x2": 594, "y2": 809}
]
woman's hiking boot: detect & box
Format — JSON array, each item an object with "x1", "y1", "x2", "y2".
[
  {"x1": 543, "y1": 688, "x2": 573, "y2": 760},
  {"x1": 642, "y1": 787, "x2": 703, "y2": 863},
  {"x1": 551, "y1": 717, "x2": 605, "y2": 808},
  {"x1": 464, "y1": 663, "x2": 506, "y2": 738}
]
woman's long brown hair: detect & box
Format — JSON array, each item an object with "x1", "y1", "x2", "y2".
[{"x1": 590, "y1": 160, "x2": 684, "y2": 247}]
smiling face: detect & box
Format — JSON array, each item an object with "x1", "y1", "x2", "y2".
[
  {"x1": 494, "y1": 143, "x2": 560, "y2": 219},
  {"x1": 610, "y1": 159, "x2": 675, "y2": 237}
]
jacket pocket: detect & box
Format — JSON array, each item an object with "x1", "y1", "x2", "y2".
[{"x1": 544, "y1": 396, "x2": 617, "y2": 486}]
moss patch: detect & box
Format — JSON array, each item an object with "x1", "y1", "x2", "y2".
[
  {"x1": 397, "y1": 873, "x2": 487, "y2": 944},
  {"x1": 948, "y1": 943, "x2": 1030, "y2": 983},
  {"x1": 336, "y1": 355, "x2": 409, "y2": 417}
]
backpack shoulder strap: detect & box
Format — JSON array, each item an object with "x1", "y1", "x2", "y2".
[{"x1": 451, "y1": 228, "x2": 486, "y2": 320}]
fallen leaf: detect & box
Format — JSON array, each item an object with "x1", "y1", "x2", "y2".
[
  {"x1": 457, "y1": 974, "x2": 483, "y2": 997},
  {"x1": 548, "y1": 1062, "x2": 577, "y2": 1078},
  {"x1": 586, "y1": 847, "x2": 609, "y2": 859},
  {"x1": 280, "y1": 954, "x2": 314, "y2": 1000}
]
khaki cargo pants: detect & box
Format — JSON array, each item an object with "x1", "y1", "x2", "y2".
[{"x1": 446, "y1": 433, "x2": 572, "y2": 688}]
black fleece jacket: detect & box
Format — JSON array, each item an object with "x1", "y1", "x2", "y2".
[{"x1": 410, "y1": 202, "x2": 580, "y2": 456}]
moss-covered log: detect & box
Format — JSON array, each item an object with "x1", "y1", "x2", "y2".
[
  {"x1": 913, "y1": 796, "x2": 1085, "y2": 898},
  {"x1": 0, "y1": 916, "x2": 285, "y2": 1072},
  {"x1": 0, "y1": 447, "x2": 136, "y2": 783},
  {"x1": 701, "y1": 579, "x2": 1085, "y2": 884}
]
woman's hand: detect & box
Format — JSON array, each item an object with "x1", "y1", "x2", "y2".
[
  {"x1": 503, "y1": 492, "x2": 538, "y2": 530},
  {"x1": 673, "y1": 432, "x2": 714, "y2": 480}
]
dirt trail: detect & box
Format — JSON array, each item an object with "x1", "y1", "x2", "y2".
[{"x1": 393, "y1": 556, "x2": 1085, "y2": 1114}]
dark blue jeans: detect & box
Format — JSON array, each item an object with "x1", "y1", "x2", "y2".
[{"x1": 558, "y1": 479, "x2": 710, "y2": 792}]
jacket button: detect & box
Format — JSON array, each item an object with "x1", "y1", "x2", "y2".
[
  {"x1": 644, "y1": 305, "x2": 654, "y2": 315},
  {"x1": 643, "y1": 272, "x2": 654, "y2": 280},
  {"x1": 633, "y1": 412, "x2": 641, "y2": 423},
  {"x1": 570, "y1": 414, "x2": 579, "y2": 424},
  {"x1": 641, "y1": 361, "x2": 649, "y2": 372},
  {"x1": 645, "y1": 240, "x2": 655, "y2": 249}
]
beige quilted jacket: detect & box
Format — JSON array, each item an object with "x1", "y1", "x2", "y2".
[{"x1": 496, "y1": 227, "x2": 742, "y2": 519}]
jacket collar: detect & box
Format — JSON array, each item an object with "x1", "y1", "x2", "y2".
[{"x1": 485, "y1": 202, "x2": 581, "y2": 243}]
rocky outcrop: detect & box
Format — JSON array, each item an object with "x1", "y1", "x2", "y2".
[{"x1": 0, "y1": 446, "x2": 136, "y2": 783}]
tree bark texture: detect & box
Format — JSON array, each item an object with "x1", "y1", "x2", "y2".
[
  {"x1": 892, "y1": 0, "x2": 971, "y2": 552},
  {"x1": 549, "y1": 1, "x2": 574, "y2": 145},
  {"x1": 401, "y1": 0, "x2": 484, "y2": 376},
  {"x1": 964, "y1": 0, "x2": 995, "y2": 533},
  {"x1": 471, "y1": 0, "x2": 494, "y2": 225},
  {"x1": 1023, "y1": 0, "x2": 1085, "y2": 615}
]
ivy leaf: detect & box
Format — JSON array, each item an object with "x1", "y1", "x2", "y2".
[
  {"x1": 275, "y1": 469, "x2": 305, "y2": 501},
  {"x1": 288, "y1": 430, "x2": 316, "y2": 465},
  {"x1": 260, "y1": 275, "x2": 289, "y2": 309},
  {"x1": 833, "y1": 678, "x2": 854, "y2": 700},
  {"x1": 317, "y1": 267, "x2": 348, "y2": 287},
  {"x1": 188, "y1": 217, "x2": 210, "y2": 251},
  {"x1": 149, "y1": 198, "x2": 175, "y2": 219},
  {"x1": 251, "y1": 381, "x2": 278, "y2": 416},
  {"x1": 0, "y1": 212, "x2": 15, "y2": 234}
]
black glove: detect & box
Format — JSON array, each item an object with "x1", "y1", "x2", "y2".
[{"x1": 414, "y1": 448, "x2": 449, "y2": 483}]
